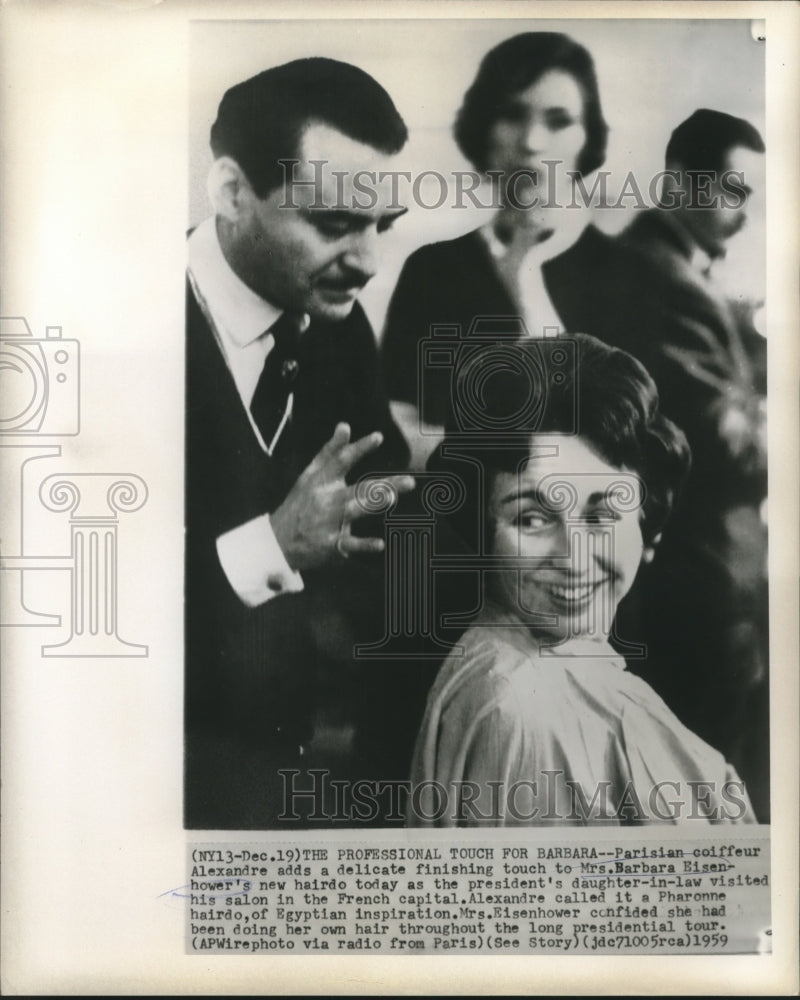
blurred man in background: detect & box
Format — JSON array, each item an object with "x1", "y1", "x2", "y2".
[{"x1": 612, "y1": 109, "x2": 768, "y2": 819}]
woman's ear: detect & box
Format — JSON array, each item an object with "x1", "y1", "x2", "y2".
[{"x1": 642, "y1": 532, "x2": 663, "y2": 564}]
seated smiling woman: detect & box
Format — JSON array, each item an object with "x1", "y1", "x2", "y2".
[{"x1": 407, "y1": 334, "x2": 756, "y2": 827}]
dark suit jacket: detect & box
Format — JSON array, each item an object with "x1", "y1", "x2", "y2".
[
  {"x1": 614, "y1": 210, "x2": 766, "y2": 503},
  {"x1": 610, "y1": 211, "x2": 768, "y2": 809},
  {"x1": 605, "y1": 210, "x2": 768, "y2": 624},
  {"x1": 185, "y1": 282, "x2": 408, "y2": 824}
]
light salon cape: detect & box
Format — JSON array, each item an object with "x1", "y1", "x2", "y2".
[{"x1": 408, "y1": 611, "x2": 755, "y2": 827}]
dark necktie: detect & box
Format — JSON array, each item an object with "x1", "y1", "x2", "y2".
[{"x1": 249, "y1": 312, "x2": 302, "y2": 452}]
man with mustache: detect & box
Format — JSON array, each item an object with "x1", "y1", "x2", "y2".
[
  {"x1": 185, "y1": 59, "x2": 412, "y2": 828},
  {"x1": 610, "y1": 109, "x2": 769, "y2": 819},
  {"x1": 620, "y1": 108, "x2": 765, "y2": 297}
]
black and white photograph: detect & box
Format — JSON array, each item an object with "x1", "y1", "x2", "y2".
[
  {"x1": 2, "y1": 1, "x2": 798, "y2": 994},
  {"x1": 186, "y1": 18, "x2": 770, "y2": 830}
]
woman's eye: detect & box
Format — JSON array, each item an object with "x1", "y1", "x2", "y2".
[
  {"x1": 545, "y1": 110, "x2": 578, "y2": 131},
  {"x1": 499, "y1": 102, "x2": 527, "y2": 124},
  {"x1": 584, "y1": 507, "x2": 620, "y2": 525},
  {"x1": 517, "y1": 511, "x2": 550, "y2": 531}
]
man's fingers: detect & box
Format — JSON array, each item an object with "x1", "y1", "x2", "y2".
[
  {"x1": 343, "y1": 495, "x2": 364, "y2": 522},
  {"x1": 344, "y1": 475, "x2": 415, "y2": 522},
  {"x1": 337, "y1": 474, "x2": 416, "y2": 559},
  {"x1": 304, "y1": 423, "x2": 352, "y2": 477},
  {"x1": 323, "y1": 422, "x2": 352, "y2": 455},
  {"x1": 389, "y1": 474, "x2": 416, "y2": 495},
  {"x1": 337, "y1": 533, "x2": 386, "y2": 557},
  {"x1": 308, "y1": 425, "x2": 384, "y2": 480},
  {"x1": 314, "y1": 422, "x2": 352, "y2": 466},
  {"x1": 335, "y1": 430, "x2": 384, "y2": 473}
]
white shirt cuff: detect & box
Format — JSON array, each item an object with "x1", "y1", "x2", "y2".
[{"x1": 216, "y1": 513, "x2": 304, "y2": 607}]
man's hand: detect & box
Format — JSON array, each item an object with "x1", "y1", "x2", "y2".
[{"x1": 271, "y1": 422, "x2": 415, "y2": 572}]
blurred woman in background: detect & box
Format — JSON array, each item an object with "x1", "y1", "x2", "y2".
[{"x1": 381, "y1": 31, "x2": 632, "y2": 467}]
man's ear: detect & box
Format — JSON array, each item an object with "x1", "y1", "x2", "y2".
[
  {"x1": 642, "y1": 532, "x2": 663, "y2": 564},
  {"x1": 660, "y1": 162, "x2": 688, "y2": 207},
  {"x1": 207, "y1": 156, "x2": 255, "y2": 223}
]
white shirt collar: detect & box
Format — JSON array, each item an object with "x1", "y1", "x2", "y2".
[{"x1": 187, "y1": 216, "x2": 282, "y2": 347}]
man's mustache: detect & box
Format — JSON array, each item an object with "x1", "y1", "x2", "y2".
[{"x1": 317, "y1": 272, "x2": 370, "y2": 290}]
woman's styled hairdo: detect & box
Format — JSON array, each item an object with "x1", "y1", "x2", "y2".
[
  {"x1": 454, "y1": 32, "x2": 609, "y2": 177},
  {"x1": 427, "y1": 334, "x2": 691, "y2": 551}
]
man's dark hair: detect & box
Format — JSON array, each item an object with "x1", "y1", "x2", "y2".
[
  {"x1": 454, "y1": 32, "x2": 608, "y2": 177},
  {"x1": 210, "y1": 57, "x2": 408, "y2": 197},
  {"x1": 427, "y1": 334, "x2": 690, "y2": 551},
  {"x1": 665, "y1": 108, "x2": 765, "y2": 173}
]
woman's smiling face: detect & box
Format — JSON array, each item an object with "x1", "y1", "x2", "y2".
[{"x1": 488, "y1": 434, "x2": 646, "y2": 644}]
